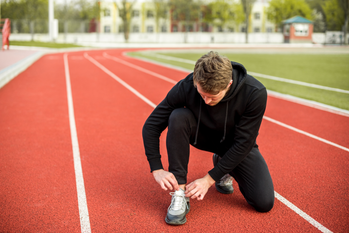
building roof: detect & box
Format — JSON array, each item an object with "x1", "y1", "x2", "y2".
[{"x1": 283, "y1": 16, "x2": 312, "y2": 24}]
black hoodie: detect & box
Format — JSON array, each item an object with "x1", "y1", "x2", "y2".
[{"x1": 142, "y1": 61, "x2": 267, "y2": 182}]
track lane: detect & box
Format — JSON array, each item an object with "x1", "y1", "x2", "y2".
[
  {"x1": 1, "y1": 49, "x2": 347, "y2": 232},
  {"x1": 93, "y1": 50, "x2": 347, "y2": 232},
  {"x1": 114, "y1": 49, "x2": 349, "y2": 150},
  {"x1": 0, "y1": 54, "x2": 81, "y2": 232},
  {"x1": 259, "y1": 120, "x2": 348, "y2": 232},
  {"x1": 75, "y1": 50, "x2": 334, "y2": 232},
  {"x1": 265, "y1": 96, "x2": 349, "y2": 148}
]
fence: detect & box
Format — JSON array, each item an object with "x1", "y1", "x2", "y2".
[{"x1": 8, "y1": 20, "x2": 349, "y2": 45}]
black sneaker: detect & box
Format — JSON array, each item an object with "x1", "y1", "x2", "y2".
[
  {"x1": 213, "y1": 154, "x2": 234, "y2": 194},
  {"x1": 165, "y1": 188, "x2": 190, "y2": 225}
]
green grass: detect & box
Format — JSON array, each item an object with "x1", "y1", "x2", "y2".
[
  {"x1": 128, "y1": 51, "x2": 349, "y2": 111},
  {"x1": 10, "y1": 40, "x2": 83, "y2": 48}
]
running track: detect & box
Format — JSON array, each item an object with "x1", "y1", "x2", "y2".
[{"x1": 0, "y1": 49, "x2": 348, "y2": 232}]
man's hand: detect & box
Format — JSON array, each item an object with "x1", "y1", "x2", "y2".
[
  {"x1": 152, "y1": 169, "x2": 179, "y2": 191},
  {"x1": 185, "y1": 174, "x2": 215, "y2": 200}
]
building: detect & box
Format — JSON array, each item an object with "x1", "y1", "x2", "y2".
[
  {"x1": 99, "y1": 0, "x2": 276, "y2": 34},
  {"x1": 283, "y1": 16, "x2": 313, "y2": 43}
]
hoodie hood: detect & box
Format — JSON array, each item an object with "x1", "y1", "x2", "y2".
[
  {"x1": 220, "y1": 61, "x2": 248, "y2": 102},
  {"x1": 194, "y1": 61, "x2": 248, "y2": 145}
]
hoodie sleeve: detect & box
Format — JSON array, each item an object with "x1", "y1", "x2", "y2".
[
  {"x1": 142, "y1": 80, "x2": 187, "y2": 172},
  {"x1": 208, "y1": 86, "x2": 267, "y2": 182}
]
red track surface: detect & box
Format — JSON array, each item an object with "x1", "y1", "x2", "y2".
[{"x1": 0, "y1": 49, "x2": 348, "y2": 232}]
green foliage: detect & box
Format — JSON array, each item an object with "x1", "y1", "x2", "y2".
[
  {"x1": 168, "y1": 0, "x2": 201, "y2": 31},
  {"x1": 323, "y1": 0, "x2": 345, "y2": 30},
  {"x1": 203, "y1": 0, "x2": 244, "y2": 29},
  {"x1": 1, "y1": 0, "x2": 48, "y2": 20},
  {"x1": 1, "y1": 0, "x2": 100, "y2": 21},
  {"x1": 116, "y1": 0, "x2": 136, "y2": 41},
  {"x1": 267, "y1": 0, "x2": 313, "y2": 26},
  {"x1": 153, "y1": 0, "x2": 169, "y2": 32},
  {"x1": 241, "y1": 0, "x2": 256, "y2": 42}
]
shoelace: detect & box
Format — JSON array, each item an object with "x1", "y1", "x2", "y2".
[
  {"x1": 219, "y1": 174, "x2": 233, "y2": 186},
  {"x1": 169, "y1": 192, "x2": 187, "y2": 211}
]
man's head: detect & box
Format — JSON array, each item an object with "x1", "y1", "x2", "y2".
[{"x1": 193, "y1": 51, "x2": 233, "y2": 106}]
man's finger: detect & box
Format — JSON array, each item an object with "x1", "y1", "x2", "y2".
[
  {"x1": 160, "y1": 182, "x2": 168, "y2": 191},
  {"x1": 167, "y1": 176, "x2": 179, "y2": 190},
  {"x1": 163, "y1": 179, "x2": 173, "y2": 191}
]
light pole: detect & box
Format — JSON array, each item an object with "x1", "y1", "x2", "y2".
[{"x1": 49, "y1": 0, "x2": 54, "y2": 41}]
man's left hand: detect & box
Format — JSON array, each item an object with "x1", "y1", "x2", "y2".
[{"x1": 185, "y1": 174, "x2": 215, "y2": 200}]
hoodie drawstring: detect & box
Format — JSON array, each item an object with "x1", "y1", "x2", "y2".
[
  {"x1": 220, "y1": 102, "x2": 229, "y2": 143},
  {"x1": 194, "y1": 100, "x2": 229, "y2": 145},
  {"x1": 193, "y1": 99, "x2": 202, "y2": 146}
]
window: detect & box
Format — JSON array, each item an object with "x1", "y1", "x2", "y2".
[
  {"x1": 104, "y1": 9, "x2": 111, "y2": 17},
  {"x1": 132, "y1": 10, "x2": 139, "y2": 17},
  {"x1": 104, "y1": 25, "x2": 111, "y2": 33},
  {"x1": 294, "y1": 24, "x2": 309, "y2": 36},
  {"x1": 132, "y1": 25, "x2": 139, "y2": 32},
  {"x1": 172, "y1": 25, "x2": 178, "y2": 32},
  {"x1": 147, "y1": 10, "x2": 154, "y2": 18},
  {"x1": 241, "y1": 27, "x2": 246, "y2": 32},
  {"x1": 147, "y1": 25, "x2": 153, "y2": 32},
  {"x1": 267, "y1": 27, "x2": 273, "y2": 33},
  {"x1": 228, "y1": 27, "x2": 234, "y2": 32},
  {"x1": 217, "y1": 26, "x2": 223, "y2": 32},
  {"x1": 254, "y1": 12, "x2": 260, "y2": 20},
  {"x1": 161, "y1": 25, "x2": 167, "y2": 32},
  {"x1": 254, "y1": 27, "x2": 260, "y2": 32},
  {"x1": 284, "y1": 24, "x2": 290, "y2": 36}
]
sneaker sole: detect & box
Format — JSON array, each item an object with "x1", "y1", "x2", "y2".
[
  {"x1": 165, "y1": 216, "x2": 187, "y2": 225},
  {"x1": 215, "y1": 183, "x2": 234, "y2": 194},
  {"x1": 165, "y1": 205, "x2": 190, "y2": 225}
]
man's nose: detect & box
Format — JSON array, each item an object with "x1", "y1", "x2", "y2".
[{"x1": 204, "y1": 96, "x2": 212, "y2": 104}]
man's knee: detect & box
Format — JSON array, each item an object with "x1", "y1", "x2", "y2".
[
  {"x1": 253, "y1": 193, "x2": 275, "y2": 213},
  {"x1": 168, "y1": 108, "x2": 194, "y2": 128}
]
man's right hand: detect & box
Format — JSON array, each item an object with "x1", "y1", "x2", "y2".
[{"x1": 152, "y1": 169, "x2": 179, "y2": 191}]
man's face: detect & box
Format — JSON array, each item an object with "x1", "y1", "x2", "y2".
[{"x1": 196, "y1": 80, "x2": 233, "y2": 106}]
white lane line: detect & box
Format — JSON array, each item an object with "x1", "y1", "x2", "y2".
[
  {"x1": 118, "y1": 52, "x2": 349, "y2": 153},
  {"x1": 103, "y1": 52, "x2": 177, "y2": 84},
  {"x1": 63, "y1": 53, "x2": 92, "y2": 233},
  {"x1": 263, "y1": 116, "x2": 349, "y2": 153},
  {"x1": 145, "y1": 52, "x2": 349, "y2": 94},
  {"x1": 275, "y1": 192, "x2": 332, "y2": 233},
  {"x1": 85, "y1": 52, "x2": 333, "y2": 233},
  {"x1": 124, "y1": 51, "x2": 349, "y2": 117},
  {"x1": 84, "y1": 53, "x2": 156, "y2": 108}
]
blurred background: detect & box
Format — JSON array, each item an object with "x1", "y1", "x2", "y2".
[{"x1": 0, "y1": 0, "x2": 348, "y2": 46}]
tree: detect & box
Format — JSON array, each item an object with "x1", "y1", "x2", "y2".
[
  {"x1": 305, "y1": 0, "x2": 327, "y2": 32},
  {"x1": 323, "y1": 0, "x2": 344, "y2": 31},
  {"x1": 203, "y1": 0, "x2": 234, "y2": 31},
  {"x1": 267, "y1": 0, "x2": 313, "y2": 30},
  {"x1": 203, "y1": 0, "x2": 244, "y2": 32},
  {"x1": 116, "y1": 0, "x2": 136, "y2": 42},
  {"x1": 337, "y1": 0, "x2": 349, "y2": 44},
  {"x1": 153, "y1": 0, "x2": 169, "y2": 32},
  {"x1": 241, "y1": 0, "x2": 256, "y2": 43},
  {"x1": 168, "y1": 0, "x2": 201, "y2": 32}
]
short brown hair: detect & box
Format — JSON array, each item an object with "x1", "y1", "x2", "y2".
[{"x1": 193, "y1": 51, "x2": 233, "y2": 94}]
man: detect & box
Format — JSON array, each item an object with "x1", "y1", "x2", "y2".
[{"x1": 142, "y1": 51, "x2": 274, "y2": 225}]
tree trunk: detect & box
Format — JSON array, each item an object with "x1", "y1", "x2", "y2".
[
  {"x1": 344, "y1": 14, "x2": 348, "y2": 44},
  {"x1": 245, "y1": 17, "x2": 248, "y2": 43}
]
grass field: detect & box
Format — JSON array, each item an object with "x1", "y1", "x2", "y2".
[
  {"x1": 10, "y1": 40, "x2": 83, "y2": 48},
  {"x1": 128, "y1": 50, "x2": 349, "y2": 111}
]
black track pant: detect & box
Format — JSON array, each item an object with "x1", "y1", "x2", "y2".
[{"x1": 167, "y1": 108, "x2": 274, "y2": 212}]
